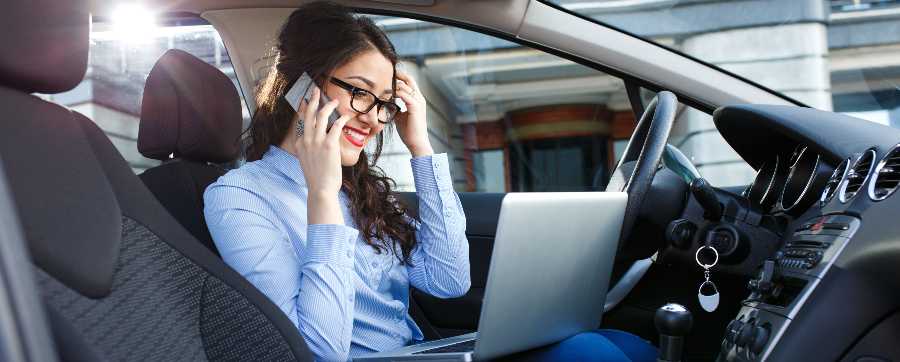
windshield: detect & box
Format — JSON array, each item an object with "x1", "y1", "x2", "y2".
[{"x1": 546, "y1": 0, "x2": 900, "y2": 128}]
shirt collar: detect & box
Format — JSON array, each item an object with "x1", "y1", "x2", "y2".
[{"x1": 262, "y1": 145, "x2": 306, "y2": 187}]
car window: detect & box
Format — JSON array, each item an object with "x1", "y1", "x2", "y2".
[
  {"x1": 360, "y1": 15, "x2": 755, "y2": 192},
  {"x1": 545, "y1": 0, "x2": 900, "y2": 129},
  {"x1": 361, "y1": 15, "x2": 642, "y2": 192},
  {"x1": 38, "y1": 16, "x2": 249, "y2": 174}
]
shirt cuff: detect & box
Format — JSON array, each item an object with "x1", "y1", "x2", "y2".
[
  {"x1": 410, "y1": 153, "x2": 453, "y2": 192},
  {"x1": 297, "y1": 224, "x2": 359, "y2": 268}
]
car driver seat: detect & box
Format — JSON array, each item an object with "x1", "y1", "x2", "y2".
[
  {"x1": 137, "y1": 49, "x2": 244, "y2": 257},
  {"x1": 0, "y1": 0, "x2": 313, "y2": 360}
]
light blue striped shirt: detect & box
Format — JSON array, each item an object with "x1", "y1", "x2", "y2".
[{"x1": 203, "y1": 145, "x2": 470, "y2": 361}]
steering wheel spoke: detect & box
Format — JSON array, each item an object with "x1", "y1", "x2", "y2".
[{"x1": 609, "y1": 91, "x2": 678, "y2": 259}]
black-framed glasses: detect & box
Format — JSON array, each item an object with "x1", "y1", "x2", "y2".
[{"x1": 330, "y1": 78, "x2": 399, "y2": 124}]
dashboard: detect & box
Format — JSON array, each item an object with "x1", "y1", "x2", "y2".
[{"x1": 662, "y1": 105, "x2": 900, "y2": 361}]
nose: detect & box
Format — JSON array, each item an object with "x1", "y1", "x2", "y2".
[{"x1": 357, "y1": 104, "x2": 380, "y2": 127}]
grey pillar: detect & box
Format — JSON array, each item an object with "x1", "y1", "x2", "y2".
[{"x1": 673, "y1": 0, "x2": 830, "y2": 186}]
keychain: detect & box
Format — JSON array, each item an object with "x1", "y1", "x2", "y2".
[{"x1": 695, "y1": 245, "x2": 720, "y2": 312}]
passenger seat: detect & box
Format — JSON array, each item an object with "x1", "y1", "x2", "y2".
[{"x1": 137, "y1": 49, "x2": 243, "y2": 256}]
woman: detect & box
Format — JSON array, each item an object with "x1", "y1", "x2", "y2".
[{"x1": 204, "y1": 2, "x2": 655, "y2": 361}]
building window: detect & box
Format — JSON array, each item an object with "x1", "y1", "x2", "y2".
[
  {"x1": 472, "y1": 150, "x2": 506, "y2": 192},
  {"x1": 510, "y1": 136, "x2": 608, "y2": 192}
]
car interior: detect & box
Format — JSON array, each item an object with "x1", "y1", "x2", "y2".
[{"x1": 1, "y1": 0, "x2": 899, "y2": 361}]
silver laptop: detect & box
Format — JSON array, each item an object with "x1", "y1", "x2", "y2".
[{"x1": 355, "y1": 192, "x2": 628, "y2": 361}]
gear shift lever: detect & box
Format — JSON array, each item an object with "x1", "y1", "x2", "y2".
[{"x1": 655, "y1": 303, "x2": 693, "y2": 362}]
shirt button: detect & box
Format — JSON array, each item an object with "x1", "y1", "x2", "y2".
[
  {"x1": 371, "y1": 261, "x2": 378, "y2": 268},
  {"x1": 346, "y1": 250, "x2": 352, "y2": 258}
]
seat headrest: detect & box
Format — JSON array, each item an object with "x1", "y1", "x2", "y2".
[
  {"x1": 139, "y1": 49, "x2": 243, "y2": 163},
  {"x1": 0, "y1": 0, "x2": 90, "y2": 94}
]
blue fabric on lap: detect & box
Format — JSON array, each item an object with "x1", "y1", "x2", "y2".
[
  {"x1": 594, "y1": 329, "x2": 658, "y2": 362},
  {"x1": 499, "y1": 329, "x2": 657, "y2": 362}
]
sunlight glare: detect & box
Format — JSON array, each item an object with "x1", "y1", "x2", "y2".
[{"x1": 111, "y1": 4, "x2": 157, "y2": 44}]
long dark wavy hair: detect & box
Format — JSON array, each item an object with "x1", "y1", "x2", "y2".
[{"x1": 246, "y1": 1, "x2": 417, "y2": 264}]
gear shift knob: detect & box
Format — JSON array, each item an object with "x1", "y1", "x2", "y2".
[{"x1": 655, "y1": 303, "x2": 693, "y2": 362}]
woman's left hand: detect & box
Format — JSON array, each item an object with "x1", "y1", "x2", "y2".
[{"x1": 394, "y1": 69, "x2": 434, "y2": 157}]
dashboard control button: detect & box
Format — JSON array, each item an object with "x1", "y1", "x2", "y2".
[
  {"x1": 750, "y1": 325, "x2": 770, "y2": 355},
  {"x1": 725, "y1": 320, "x2": 743, "y2": 344},
  {"x1": 666, "y1": 219, "x2": 696, "y2": 249},
  {"x1": 736, "y1": 323, "x2": 754, "y2": 347}
]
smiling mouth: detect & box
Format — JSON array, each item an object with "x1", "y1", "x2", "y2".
[{"x1": 342, "y1": 126, "x2": 368, "y2": 147}]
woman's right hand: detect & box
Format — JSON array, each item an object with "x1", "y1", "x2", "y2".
[{"x1": 291, "y1": 87, "x2": 350, "y2": 223}]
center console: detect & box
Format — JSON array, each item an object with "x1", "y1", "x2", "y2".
[{"x1": 718, "y1": 214, "x2": 860, "y2": 361}]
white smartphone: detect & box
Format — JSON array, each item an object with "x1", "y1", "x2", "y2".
[
  {"x1": 395, "y1": 97, "x2": 407, "y2": 113},
  {"x1": 284, "y1": 72, "x2": 339, "y2": 130},
  {"x1": 394, "y1": 62, "x2": 409, "y2": 113}
]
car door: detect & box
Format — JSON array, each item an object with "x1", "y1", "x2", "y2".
[{"x1": 364, "y1": 13, "x2": 644, "y2": 338}]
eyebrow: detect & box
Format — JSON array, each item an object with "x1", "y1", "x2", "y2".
[{"x1": 347, "y1": 75, "x2": 393, "y2": 96}]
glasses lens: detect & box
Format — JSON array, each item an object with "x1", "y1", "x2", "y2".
[
  {"x1": 378, "y1": 102, "x2": 400, "y2": 123},
  {"x1": 351, "y1": 90, "x2": 377, "y2": 114}
]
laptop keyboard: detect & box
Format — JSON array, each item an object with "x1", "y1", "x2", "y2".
[{"x1": 413, "y1": 339, "x2": 477, "y2": 354}]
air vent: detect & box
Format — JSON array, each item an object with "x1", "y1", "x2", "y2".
[
  {"x1": 869, "y1": 144, "x2": 900, "y2": 201},
  {"x1": 839, "y1": 149, "x2": 876, "y2": 203},
  {"x1": 820, "y1": 158, "x2": 849, "y2": 205}
]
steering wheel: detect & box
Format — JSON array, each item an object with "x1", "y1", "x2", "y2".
[
  {"x1": 603, "y1": 91, "x2": 678, "y2": 312},
  {"x1": 606, "y1": 91, "x2": 678, "y2": 258}
]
